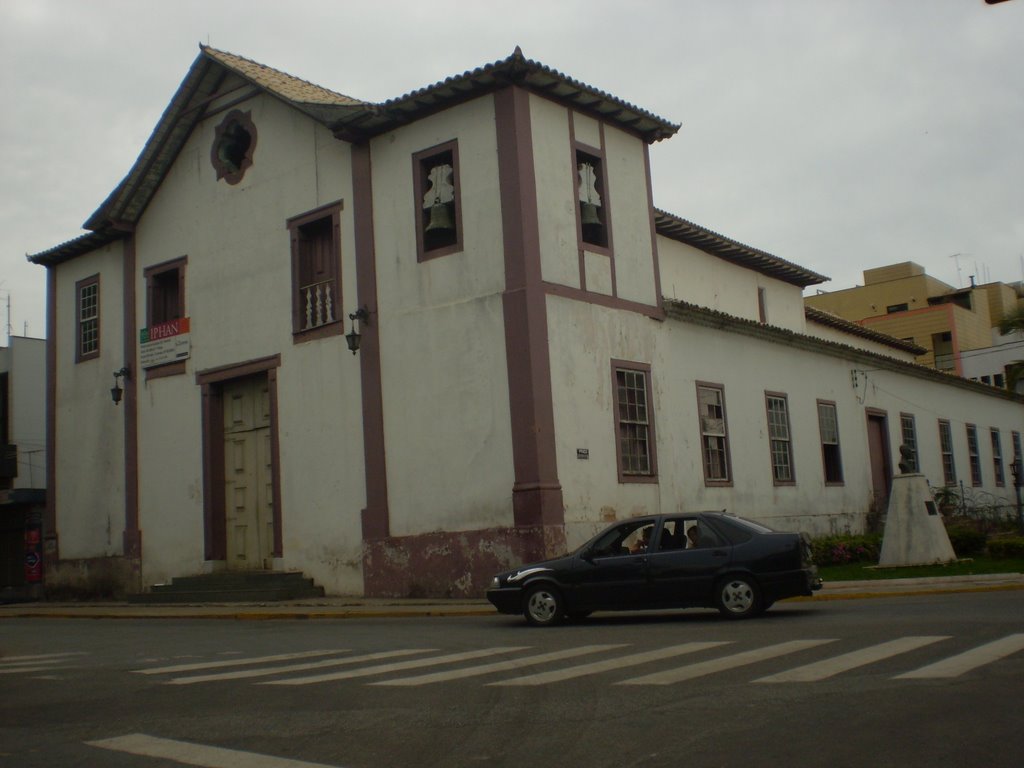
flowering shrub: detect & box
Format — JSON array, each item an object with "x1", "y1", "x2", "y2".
[
  {"x1": 987, "y1": 537, "x2": 1024, "y2": 559},
  {"x1": 810, "y1": 534, "x2": 881, "y2": 566}
]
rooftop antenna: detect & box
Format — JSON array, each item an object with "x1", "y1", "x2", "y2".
[{"x1": 948, "y1": 253, "x2": 967, "y2": 287}]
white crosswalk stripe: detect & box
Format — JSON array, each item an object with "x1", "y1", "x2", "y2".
[
  {"x1": 263, "y1": 646, "x2": 531, "y2": 685},
  {"x1": 895, "y1": 633, "x2": 1024, "y2": 679},
  {"x1": 135, "y1": 650, "x2": 350, "y2": 675},
  {"x1": 88, "y1": 733, "x2": 343, "y2": 767},
  {"x1": 0, "y1": 652, "x2": 87, "y2": 675},
  {"x1": 118, "y1": 633, "x2": 1024, "y2": 690},
  {"x1": 489, "y1": 642, "x2": 731, "y2": 686},
  {"x1": 617, "y1": 639, "x2": 836, "y2": 685},
  {"x1": 372, "y1": 644, "x2": 627, "y2": 686},
  {"x1": 166, "y1": 649, "x2": 436, "y2": 685},
  {"x1": 755, "y1": 636, "x2": 950, "y2": 683}
]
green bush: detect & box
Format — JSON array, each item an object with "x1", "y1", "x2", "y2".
[
  {"x1": 945, "y1": 525, "x2": 988, "y2": 557},
  {"x1": 810, "y1": 534, "x2": 881, "y2": 566},
  {"x1": 987, "y1": 537, "x2": 1024, "y2": 559}
]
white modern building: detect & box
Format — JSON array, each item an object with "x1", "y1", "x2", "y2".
[
  {"x1": 1, "y1": 335, "x2": 47, "y2": 600},
  {"x1": 28, "y1": 47, "x2": 1024, "y2": 598}
]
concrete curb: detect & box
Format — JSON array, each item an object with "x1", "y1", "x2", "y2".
[{"x1": 2, "y1": 574, "x2": 1021, "y2": 620}]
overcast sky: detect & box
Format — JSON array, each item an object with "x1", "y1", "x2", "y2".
[{"x1": 2, "y1": 0, "x2": 1022, "y2": 344}]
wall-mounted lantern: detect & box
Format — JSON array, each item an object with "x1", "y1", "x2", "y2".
[
  {"x1": 346, "y1": 307, "x2": 370, "y2": 355},
  {"x1": 111, "y1": 367, "x2": 130, "y2": 405}
]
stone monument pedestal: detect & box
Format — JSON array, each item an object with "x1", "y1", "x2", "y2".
[{"x1": 878, "y1": 473, "x2": 957, "y2": 566}]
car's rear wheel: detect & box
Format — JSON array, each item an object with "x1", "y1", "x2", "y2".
[
  {"x1": 715, "y1": 574, "x2": 761, "y2": 619},
  {"x1": 524, "y1": 584, "x2": 564, "y2": 626}
]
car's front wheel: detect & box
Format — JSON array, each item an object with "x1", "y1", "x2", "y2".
[
  {"x1": 523, "y1": 584, "x2": 564, "y2": 626},
  {"x1": 715, "y1": 575, "x2": 761, "y2": 619}
]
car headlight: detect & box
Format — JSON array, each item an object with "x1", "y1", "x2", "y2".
[{"x1": 489, "y1": 576, "x2": 501, "y2": 589}]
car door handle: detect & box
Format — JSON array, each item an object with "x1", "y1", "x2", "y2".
[{"x1": 711, "y1": 549, "x2": 728, "y2": 557}]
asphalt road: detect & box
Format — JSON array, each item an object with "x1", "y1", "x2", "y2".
[{"x1": 2, "y1": 591, "x2": 1022, "y2": 768}]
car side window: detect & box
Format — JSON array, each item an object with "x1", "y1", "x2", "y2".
[
  {"x1": 693, "y1": 521, "x2": 729, "y2": 548},
  {"x1": 657, "y1": 520, "x2": 684, "y2": 551},
  {"x1": 590, "y1": 520, "x2": 652, "y2": 558}
]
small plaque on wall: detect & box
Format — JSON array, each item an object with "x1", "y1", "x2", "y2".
[{"x1": 577, "y1": 449, "x2": 589, "y2": 460}]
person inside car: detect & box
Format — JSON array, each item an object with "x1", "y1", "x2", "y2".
[
  {"x1": 686, "y1": 525, "x2": 700, "y2": 549},
  {"x1": 630, "y1": 526, "x2": 652, "y2": 553}
]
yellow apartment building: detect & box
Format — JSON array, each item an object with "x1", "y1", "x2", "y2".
[{"x1": 805, "y1": 262, "x2": 1024, "y2": 383}]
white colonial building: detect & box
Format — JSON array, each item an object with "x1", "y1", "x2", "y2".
[{"x1": 29, "y1": 47, "x2": 1024, "y2": 598}]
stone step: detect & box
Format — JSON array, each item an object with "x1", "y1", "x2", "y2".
[{"x1": 128, "y1": 571, "x2": 325, "y2": 603}]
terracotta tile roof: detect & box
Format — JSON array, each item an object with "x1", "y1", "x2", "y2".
[
  {"x1": 353, "y1": 46, "x2": 679, "y2": 143},
  {"x1": 655, "y1": 209, "x2": 828, "y2": 288},
  {"x1": 200, "y1": 46, "x2": 366, "y2": 107},
  {"x1": 805, "y1": 306, "x2": 927, "y2": 355},
  {"x1": 31, "y1": 46, "x2": 679, "y2": 262}
]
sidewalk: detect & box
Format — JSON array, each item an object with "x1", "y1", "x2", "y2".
[{"x1": 2, "y1": 573, "x2": 1021, "y2": 620}]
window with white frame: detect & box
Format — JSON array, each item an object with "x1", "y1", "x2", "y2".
[
  {"x1": 765, "y1": 393, "x2": 794, "y2": 484},
  {"x1": 697, "y1": 384, "x2": 730, "y2": 484},
  {"x1": 966, "y1": 424, "x2": 982, "y2": 486},
  {"x1": 613, "y1": 362, "x2": 656, "y2": 481},
  {"x1": 939, "y1": 419, "x2": 956, "y2": 485},
  {"x1": 900, "y1": 413, "x2": 919, "y2": 473},
  {"x1": 991, "y1": 428, "x2": 1005, "y2": 486},
  {"x1": 76, "y1": 274, "x2": 100, "y2": 362}
]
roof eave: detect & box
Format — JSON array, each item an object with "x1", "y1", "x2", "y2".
[{"x1": 654, "y1": 209, "x2": 828, "y2": 288}]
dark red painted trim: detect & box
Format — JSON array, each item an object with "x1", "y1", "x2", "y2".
[
  {"x1": 494, "y1": 85, "x2": 564, "y2": 528},
  {"x1": 352, "y1": 142, "x2": 390, "y2": 539},
  {"x1": 695, "y1": 380, "x2": 733, "y2": 488},
  {"x1": 643, "y1": 142, "x2": 665, "y2": 314},
  {"x1": 542, "y1": 282, "x2": 665, "y2": 319},
  {"x1": 122, "y1": 235, "x2": 141, "y2": 560},
  {"x1": 287, "y1": 201, "x2": 344, "y2": 342},
  {"x1": 766, "y1": 390, "x2": 797, "y2": 487},
  {"x1": 199, "y1": 382, "x2": 225, "y2": 560},
  {"x1": 196, "y1": 355, "x2": 281, "y2": 561},
  {"x1": 268, "y1": 367, "x2": 283, "y2": 555},
  {"x1": 74, "y1": 274, "x2": 100, "y2": 363},
  {"x1": 412, "y1": 139, "x2": 464, "y2": 262},
  {"x1": 44, "y1": 268, "x2": 57, "y2": 561},
  {"x1": 611, "y1": 359, "x2": 658, "y2": 484}
]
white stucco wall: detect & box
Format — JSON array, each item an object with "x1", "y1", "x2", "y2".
[
  {"x1": 130, "y1": 89, "x2": 365, "y2": 593},
  {"x1": 53, "y1": 242, "x2": 127, "y2": 558},
  {"x1": 532, "y1": 97, "x2": 658, "y2": 305},
  {"x1": 547, "y1": 291, "x2": 1024, "y2": 548},
  {"x1": 658, "y1": 236, "x2": 806, "y2": 331},
  {"x1": 1, "y1": 336, "x2": 47, "y2": 489},
  {"x1": 369, "y1": 95, "x2": 516, "y2": 536},
  {"x1": 803, "y1": 318, "x2": 919, "y2": 362}
]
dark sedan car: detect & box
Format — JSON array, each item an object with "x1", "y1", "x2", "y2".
[{"x1": 487, "y1": 512, "x2": 822, "y2": 626}]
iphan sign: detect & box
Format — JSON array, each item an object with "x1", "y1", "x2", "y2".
[{"x1": 140, "y1": 317, "x2": 191, "y2": 369}]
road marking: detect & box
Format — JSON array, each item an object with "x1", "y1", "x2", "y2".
[
  {"x1": 0, "y1": 652, "x2": 87, "y2": 674},
  {"x1": 895, "y1": 633, "x2": 1024, "y2": 679},
  {"x1": 489, "y1": 642, "x2": 731, "y2": 686},
  {"x1": 373, "y1": 644, "x2": 628, "y2": 686},
  {"x1": 618, "y1": 639, "x2": 835, "y2": 685},
  {"x1": 264, "y1": 647, "x2": 531, "y2": 685},
  {"x1": 135, "y1": 650, "x2": 348, "y2": 675},
  {"x1": 87, "y1": 733, "x2": 344, "y2": 767},
  {"x1": 1, "y1": 652, "x2": 86, "y2": 662},
  {"x1": 167, "y1": 649, "x2": 436, "y2": 685},
  {"x1": 755, "y1": 636, "x2": 950, "y2": 682}
]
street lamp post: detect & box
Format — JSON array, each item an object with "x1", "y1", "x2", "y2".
[{"x1": 1011, "y1": 453, "x2": 1024, "y2": 534}]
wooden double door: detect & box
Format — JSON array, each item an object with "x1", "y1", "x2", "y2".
[{"x1": 222, "y1": 376, "x2": 274, "y2": 570}]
